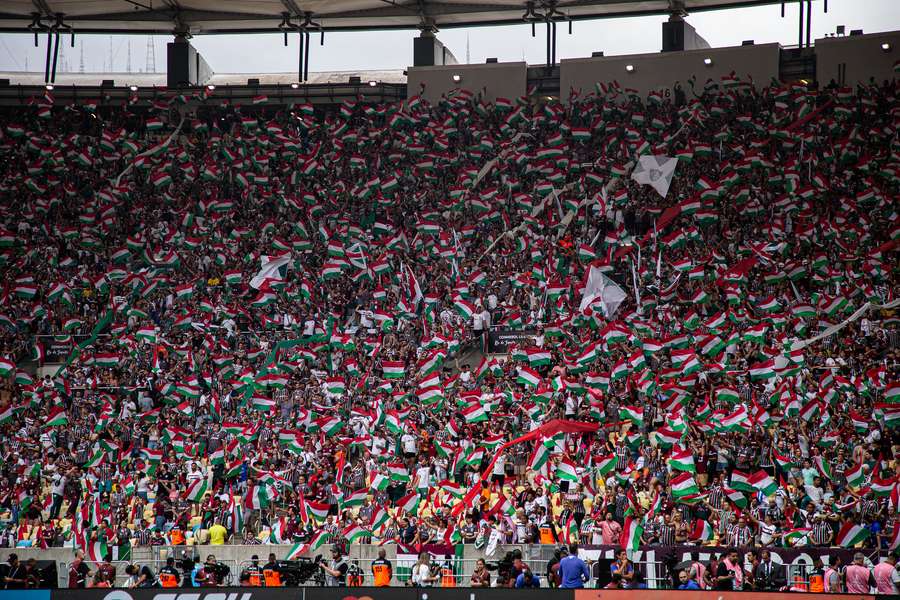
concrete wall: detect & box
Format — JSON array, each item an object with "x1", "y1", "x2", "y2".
[
  {"x1": 407, "y1": 62, "x2": 527, "y2": 103},
  {"x1": 560, "y1": 43, "x2": 781, "y2": 101},
  {"x1": 815, "y1": 31, "x2": 900, "y2": 87}
]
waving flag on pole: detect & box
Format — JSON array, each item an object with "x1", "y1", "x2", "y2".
[
  {"x1": 580, "y1": 265, "x2": 627, "y2": 317},
  {"x1": 631, "y1": 155, "x2": 678, "y2": 198},
  {"x1": 620, "y1": 516, "x2": 643, "y2": 551}
]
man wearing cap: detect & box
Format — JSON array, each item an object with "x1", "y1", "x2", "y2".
[
  {"x1": 2, "y1": 554, "x2": 27, "y2": 589},
  {"x1": 159, "y1": 557, "x2": 180, "y2": 588},
  {"x1": 320, "y1": 546, "x2": 348, "y2": 586}
]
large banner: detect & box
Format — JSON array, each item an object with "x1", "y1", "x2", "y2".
[
  {"x1": 486, "y1": 328, "x2": 537, "y2": 354},
  {"x1": 39, "y1": 335, "x2": 88, "y2": 363}
]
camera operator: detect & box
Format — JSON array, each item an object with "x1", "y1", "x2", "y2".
[
  {"x1": 179, "y1": 551, "x2": 195, "y2": 588},
  {"x1": 205, "y1": 555, "x2": 229, "y2": 586},
  {"x1": 319, "y1": 546, "x2": 348, "y2": 586}
]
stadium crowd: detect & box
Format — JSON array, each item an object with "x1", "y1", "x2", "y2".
[{"x1": 0, "y1": 69, "x2": 897, "y2": 589}]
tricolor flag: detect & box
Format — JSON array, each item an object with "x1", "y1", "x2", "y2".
[
  {"x1": 690, "y1": 520, "x2": 714, "y2": 542},
  {"x1": 670, "y1": 472, "x2": 700, "y2": 499},
  {"x1": 619, "y1": 405, "x2": 644, "y2": 426},
  {"x1": 619, "y1": 516, "x2": 643, "y2": 551},
  {"x1": 341, "y1": 524, "x2": 370, "y2": 543},
  {"x1": 285, "y1": 530, "x2": 330, "y2": 559},
  {"x1": 556, "y1": 457, "x2": 579, "y2": 482},
  {"x1": 43, "y1": 407, "x2": 68, "y2": 428},
  {"x1": 462, "y1": 403, "x2": 487, "y2": 423},
  {"x1": 844, "y1": 463, "x2": 865, "y2": 489},
  {"x1": 184, "y1": 478, "x2": 208, "y2": 502},
  {"x1": 397, "y1": 492, "x2": 420, "y2": 516},
  {"x1": 835, "y1": 522, "x2": 869, "y2": 547},
  {"x1": 730, "y1": 470, "x2": 754, "y2": 492},
  {"x1": 749, "y1": 470, "x2": 778, "y2": 496},
  {"x1": 668, "y1": 447, "x2": 696, "y2": 473},
  {"x1": 381, "y1": 360, "x2": 405, "y2": 379},
  {"x1": 516, "y1": 366, "x2": 541, "y2": 388}
]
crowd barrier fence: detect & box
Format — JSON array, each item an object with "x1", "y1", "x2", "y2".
[{"x1": 21, "y1": 587, "x2": 882, "y2": 600}]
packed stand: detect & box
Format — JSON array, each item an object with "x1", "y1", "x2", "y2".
[{"x1": 0, "y1": 73, "x2": 897, "y2": 588}]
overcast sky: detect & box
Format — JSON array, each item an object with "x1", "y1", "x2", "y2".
[{"x1": 0, "y1": 0, "x2": 896, "y2": 74}]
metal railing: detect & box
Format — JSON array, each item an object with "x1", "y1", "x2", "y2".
[{"x1": 227, "y1": 557, "x2": 671, "y2": 589}]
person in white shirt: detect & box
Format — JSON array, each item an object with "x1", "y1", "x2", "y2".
[
  {"x1": 303, "y1": 318, "x2": 316, "y2": 336},
  {"x1": 120, "y1": 398, "x2": 137, "y2": 419},
  {"x1": 412, "y1": 553, "x2": 438, "y2": 587},
  {"x1": 358, "y1": 309, "x2": 374, "y2": 329},
  {"x1": 473, "y1": 303, "x2": 485, "y2": 332},
  {"x1": 186, "y1": 462, "x2": 204, "y2": 482},
  {"x1": 401, "y1": 432, "x2": 417, "y2": 457},
  {"x1": 415, "y1": 464, "x2": 431, "y2": 493}
]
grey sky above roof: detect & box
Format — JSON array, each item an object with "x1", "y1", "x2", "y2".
[
  {"x1": 0, "y1": 1, "x2": 788, "y2": 34},
  {"x1": 0, "y1": 0, "x2": 896, "y2": 74}
]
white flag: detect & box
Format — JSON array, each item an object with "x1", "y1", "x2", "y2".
[
  {"x1": 580, "y1": 265, "x2": 627, "y2": 318},
  {"x1": 631, "y1": 154, "x2": 678, "y2": 198},
  {"x1": 250, "y1": 254, "x2": 292, "y2": 289}
]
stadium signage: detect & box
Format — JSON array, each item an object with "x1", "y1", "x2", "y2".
[{"x1": 105, "y1": 593, "x2": 253, "y2": 600}]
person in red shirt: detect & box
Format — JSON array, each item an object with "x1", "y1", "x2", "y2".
[{"x1": 67, "y1": 551, "x2": 92, "y2": 589}]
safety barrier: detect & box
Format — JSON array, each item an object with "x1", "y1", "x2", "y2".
[
  {"x1": 229, "y1": 556, "x2": 671, "y2": 589},
  {"x1": 36, "y1": 587, "x2": 882, "y2": 600},
  {"x1": 39, "y1": 543, "x2": 890, "y2": 590}
]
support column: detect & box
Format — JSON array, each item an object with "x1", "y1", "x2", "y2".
[
  {"x1": 167, "y1": 33, "x2": 213, "y2": 87},
  {"x1": 413, "y1": 29, "x2": 458, "y2": 67}
]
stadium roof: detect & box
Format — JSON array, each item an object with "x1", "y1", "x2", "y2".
[{"x1": 1, "y1": 1, "x2": 781, "y2": 35}]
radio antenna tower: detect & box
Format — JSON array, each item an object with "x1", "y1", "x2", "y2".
[
  {"x1": 79, "y1": 41, "x2": 85, "y2": 73},
  {"x1": 127, "y1": 40, "x2": 132, "y2": 72},
  {"x1": 145, "y1": 38, "x2": 156, "y2": 73},
  {"x1": 466, "y1": 33, "x2": 470, "y2": 64}
]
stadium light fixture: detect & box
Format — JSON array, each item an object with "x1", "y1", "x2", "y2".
[
  {"x1": 625, "y1": 64, "x2": 634, "y2": 73},
  {"x1": 452, "y1": 74, "x2": 461, "y2": 83},
  {"x1": 291, "y1": 82, "x2": 299, "y2": 89},
  {"x1": 368, "y1": 80, "x2": 377, "y2": 87},
  {"x1": 703, "y1": 57, "x2": 713, "y2": 66},
  {"x1": 45, "y1": 84, "x2": 53, "y2": 90},
  {"x1": 881, "y1": 42, "x2": 891, "y2": 52},
  {"x1": 129, "y1": 85, "x2": 138, "y2": 91}
]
